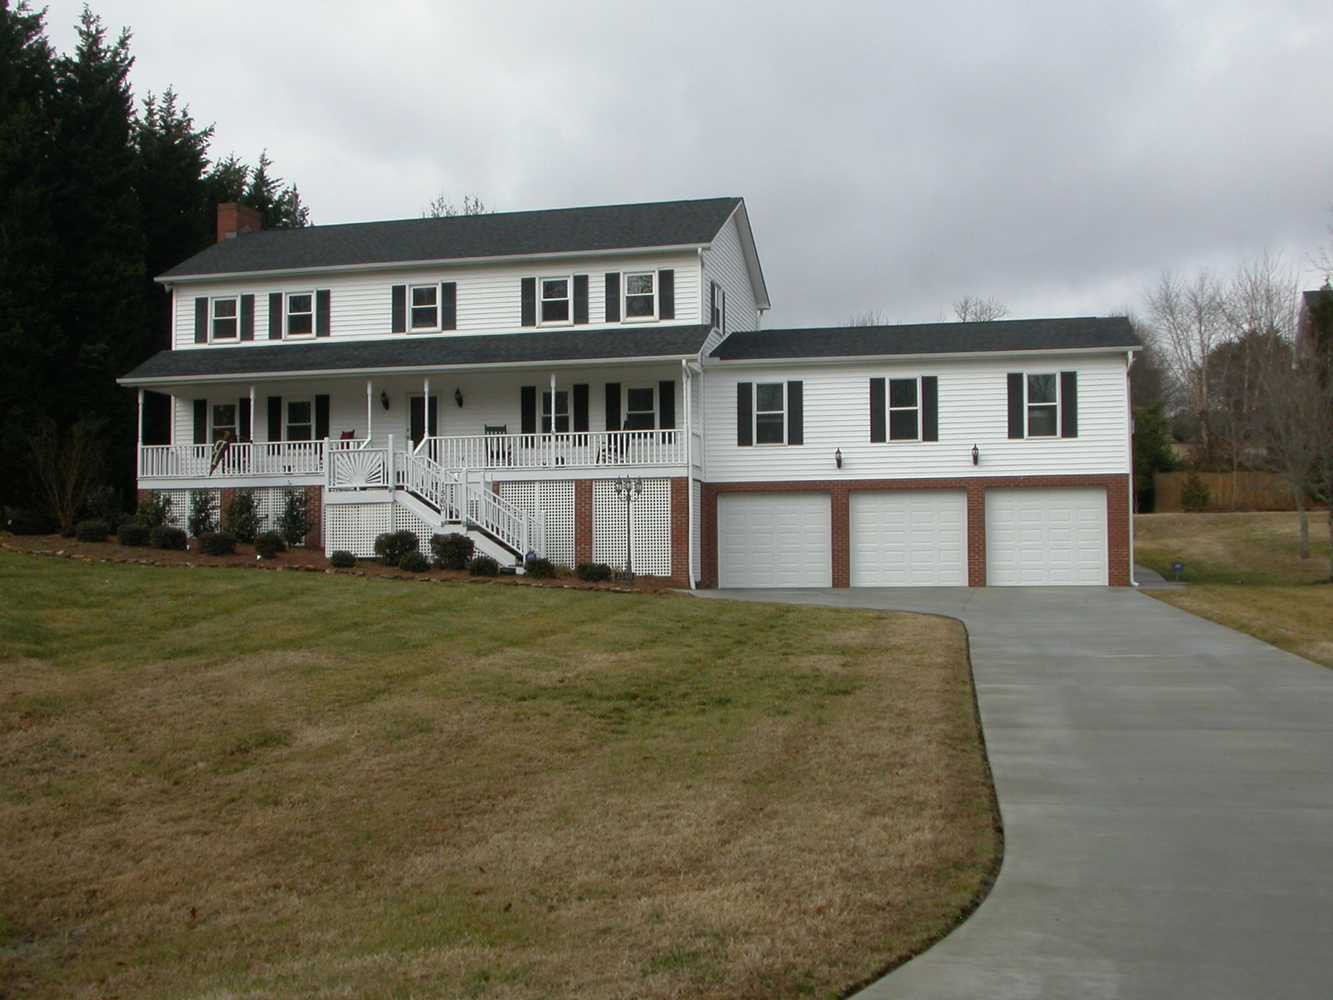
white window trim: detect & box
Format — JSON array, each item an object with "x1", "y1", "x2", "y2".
[
  {"x1": 409, "y1": 284, "x2": 440, "y2": 332},
  {"x1": 887, "y1": 376, "x2": 922, "y2": 443},
  {"x1": 1024, "y1": 371, "x2": 1062, "y2": 439},
  {"x1": 541, "y1": 389, "x2": 570, "y2": 434},
  {"x1": 753, "y1": 381, "x2": 786, "y2": 447},
  {"x1": 211, "y1": 402, "x2": 238, "y2": 442},
  {"x1": 623, "y1": 385, "x2": 658, "y2": 431},
  {"x1": 621, "y1": 270, "x2": 658, "y2": 323},
  {"x1": 538, "y1": 275, "x2": 573, "y2": 327},
  {"x1": 210, "y1": 295, "x2": 239, "y2": 342},
  {"x1": 285, "y1": 290, "x2": 315, "y2": 338},
  {"x1": 285, "y1": 397, "x2": 315, "y2": 441}
]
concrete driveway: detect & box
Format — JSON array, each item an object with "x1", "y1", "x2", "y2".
[{"x1": 693, "y1": 587, "x2": 1333, "y2": 999}]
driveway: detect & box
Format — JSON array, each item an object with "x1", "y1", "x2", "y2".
[{"x1": 693, "y1": 587, "x2": 1333, "y2": 999}]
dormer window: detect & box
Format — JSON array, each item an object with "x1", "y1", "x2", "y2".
[
  {"x1": 211, "y1": 297, "x2": 238, "y2": 341},
  {"x1": 624, "y1": 271, "x2": 656, "y2": 320},
  {"x1": 286, "y1": 292, "x2": 314, "y2": 336},
  {"x1": 410, "y1": 285, "x2": 439, "y2": 330},
  {"x1": 540, "y1": 277, "x2": 571, "y2": 325}
]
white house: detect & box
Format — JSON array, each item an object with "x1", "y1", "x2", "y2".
[{"x1": 118, "y1": 197, "x2": 1139, "y2": 587}]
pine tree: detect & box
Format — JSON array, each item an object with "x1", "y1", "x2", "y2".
[
  {"x1": 244, "y1": 149, "x2": 280, "y2": 225},
  {"x1": 205, "y1": 152, "x2": 248, "y2": 203}
]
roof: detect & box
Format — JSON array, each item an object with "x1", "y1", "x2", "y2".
[
  {"x1": 711, "y1": 316, "x2": 1141, "y2": 361},
  {"x1": 160, "y1": 197, "x2": 743, "y2": 279},
  {"x1": 119, "y1": 326, "x2": 713, "y2": 384}
]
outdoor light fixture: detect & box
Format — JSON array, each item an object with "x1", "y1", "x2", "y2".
[
  {"x1": 454, "y1": 387, "x2": 464, "y2": 408},
  {"x1": 612, "y1": 475, "x2": 643, "y2": 583},
  {"x1": 971, "y1": 444, "x2": 980, "y2": 466},
  {"x1": 834, "y1": 448, "x2": 843, "y2": 469},
  {"x1": 380, "y1": 390, "x2": 390, "y2": 411}
]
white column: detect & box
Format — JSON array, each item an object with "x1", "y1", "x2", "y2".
[
  {"x1": 248, "y1": 385, "x2": 255, "y2": 443},
  {"x1": 422, "y1": 377, "x2": 431, "y2": 451},
  {"x1": 136, "y1": 388, "x2": 144, "y2": 478},
  {"x1": 366, "y1": 379, "x2": 373, "y2": 443}
]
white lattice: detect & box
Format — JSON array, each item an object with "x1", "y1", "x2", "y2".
[
  {"x1": 691, "y1": 479, "x2": 701, "y2": 586},
  {"x1": 497, "y1": 480, "x2": 575, "y2": 567},
  {"x1": 323, "y1": 501, "x2": 392, "y2": 558},
  {"x1": 150, "y1": 489, "x2": 220, "y2": 532},
  {"x1": 593, "y1": 478, "x2": 671, "y2": 577},
  {"x1": 253, "y1": 488, "x2": 286, "y2": 535},
  {"x1": 391, "y1": 503, "x2": 437, "y2": 554}
]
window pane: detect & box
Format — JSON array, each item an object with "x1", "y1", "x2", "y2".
[
  {"x1": 889, "y1": 409, "x2": 919, "y2": 440},
  {"x1": 411, "y1": 305, "x2": 437, "y2": 328},
  {"x1": 288, "y1": 401, "x2": 311, "y2": 424},
  {"x1": 288, "y1": 313, "x2": 313, "y2": 335},
  {"x1": 412, "y1": 286, "x2": 437, "y2": 307},
  {"x1": 1027, "y1": 373, "x2": 1056, "y2": 404},
  {"x1": 626, "y1": 273, "x2": 654, "y2": 295},
  {"x1": 542, "y1": 391, "x2": 568, "y2": 415},
  {"x1": 624, "y1": 412, "x2": 655, "y2": 431},
  {"x1": 212, "y1": 318, "x2": 237, "y2": 339},
  {"x1": 755, "y1": 383, "x2": 784, "y2": 412},
  {"x1": 1028, "y1": 404, "x2": 1057, "y2": 437},
  {"x1": 625, "y1": 293, "x2": 654, "y2": 317},
  {"x1": 287, "y1": 423, "x2": 312, "y2": 441},
  {"x1": 288, "y1": 293, "x2": 312, "y2": 314},
  {"x1": 213, "y1": 404, "x2": 236, "y2": 426},
  {"x1": 541, "y1": 279, "x2": 567, "y2": 300},
  {"x1": 627, "y1": 388, "x2": 654, "y2": 412},
  {"x1": 213, "y1": 298, "x2": 236, "y2": 318},
  {"x1": 755, "y1": 413, "x2": 784, "y2": 444},
  {"x1": 889, "y1": 378, "x2": 918, "y2": 407},
  {"x1": 541, "y1": 299, "x2": 569, "y2": 322}
]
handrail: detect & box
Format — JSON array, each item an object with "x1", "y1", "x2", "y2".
[
  {"x1": 140, "y1": 441, "x2": 325, "y2": 479},
  {"x1": 401, "y1": 452, "x2": 537, "y2": 557},
  {"x1": 423, "y1": 428, "x2": 685, "y2": 472}
]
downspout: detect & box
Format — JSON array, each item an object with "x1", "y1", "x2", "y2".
[
  {"x1": 682, "y1": 358, "x2": 695, "y2": 590},
  {"x1": 1126, "y1": 350, "x2": 1137, "y2": 588}
]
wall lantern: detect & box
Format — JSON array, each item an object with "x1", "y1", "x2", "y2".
[
  {"x1": 380, "y1": 390, "x2": 390, "y2": 411},
  {"x1": 454, "y1": 387, "x2": 464, "y2": 408},
  {"x1": 971, "y1": 444, "x2": 980, "y2": 466},
  {"x1": 834, "y1": 448, "x2": 843, "y2": 469}
]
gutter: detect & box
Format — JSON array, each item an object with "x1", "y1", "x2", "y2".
[
  {"x1": 704, "y1": 344, "x2": 1144, "y2": 367},
  {"x1": 1126, "y1": 349, "x2": 1138, "y2": 589}
]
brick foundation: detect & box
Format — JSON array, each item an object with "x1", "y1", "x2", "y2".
[
  {"x1": 304, "y1": 486, "x2": 323, "y2": 550},
  {"x1": 701, "y1": 474, "x2": 1132, "y2": 588},
  {"x1": 574, "y1": 479, "x2": 593, "y2": 565},
  {"x1": 669, "y1": 477, "x2": 690, "y2": 587}
]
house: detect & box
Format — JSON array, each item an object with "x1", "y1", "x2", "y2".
[{"x1": 118, "y1": 196, "x2": 1140, "y2": 587}]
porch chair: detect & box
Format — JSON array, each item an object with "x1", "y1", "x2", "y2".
[{"x1": 483, "y1": 424, "x2": 511, "y2": 467}]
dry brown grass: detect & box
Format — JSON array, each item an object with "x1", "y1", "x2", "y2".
[
  {"x1": 1151, "y1": 586, "x2": 1333, "y2": 668},
  {"x1": 0, "y1": 552, "x2": 997, "y2": 999}
]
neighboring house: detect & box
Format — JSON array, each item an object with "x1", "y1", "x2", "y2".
[{"x1": 118, "y1": 197, "x2": 1140, "y2": 587}]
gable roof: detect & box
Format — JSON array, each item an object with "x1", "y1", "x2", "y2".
[
  {"x1": 160, "y1": 197, "x2": 743, "y2": 280},
  {"x1": 711, "y1": 316, "x2": 1140, "y2": 361}
]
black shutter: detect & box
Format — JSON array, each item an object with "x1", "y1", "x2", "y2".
[
  {"x1": 572, "y1": 383, "x2": 589, "y2": 432},
  {"x1": 573, "y1": 275, "x2": 589, "y2": 325},
  {"x1": 521, "y1": 277, "x2": 536, "y2": 326},
  {"x1": 238, "y1": 397, "x2": 251, "y2": 441},
  {"x1": 1007, "y1": 373, "x2": 1025, "y2": 439},
  {"x1": 658, "y1": 269, "x2": 675, "y2": 319},
  {"x1": 737, "y1": 382, "x2": 753, "y2": 447},
  {"x1": 787, "y1": 381, "x2": 803, "y2": 445},
  {"x1": 710, "y1": 282, "x2": 718, "y2": 328},
  {"x1": 659, "y1": 380, "x2": 675, "y2": 429},
  {"x1": 921, "y1": 376, "x2": 939, "y2": 442},
  {"x1": 315, "y1": 395, "x2": 330, "y2": 439},
  {"x1": 268, "y1": 292, "x2": 283, "y2": 339},
  {"x1": 427, "y1": 396, "x2": 438, "y2": 436},
  {"x1": 240, "y1": 294, "x2": 255, "y2": 340},
  {"x1": 520, "y1": 386, "x2": 537, "y2": 434},
  {"x1": 604, "y1": 382, "x2": 621, "y2": 430},
  {"x1": 391, "y1": 284, "x2": 407, "y2": 333},
  {"x1": 1060, "y1": 371, "x2": 1079, "y2": 438},
  {"x1": 869, "y1": 377, "x2": 886, "y2": 443},
  {"x1": 194, "y1": 297, "x2": 208, "y2": 343},
  {"x1": 604, "y1": 273, "x2": 620, "y2": 322},
  {"x1": 721, "y1": 288, "x2": 727, "y2": 334},
  {"x1": 440, "y1": 282, "x2": 457, "y2": 330},
  {"x1": 267, "y1": 396, "x2": 282, "y2": 441},
  {"x1": 316, "y1": 289, "x2": 331, "y2": 337},
  {"x1": 193, "y1": 399, "x2": 207, "y2": 444}
]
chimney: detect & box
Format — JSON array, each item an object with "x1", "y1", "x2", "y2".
[{"x1": 216, "y1": 202, "x2": 263, "y2": 243}]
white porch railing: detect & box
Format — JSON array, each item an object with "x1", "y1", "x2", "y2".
[
  {"x1": 422, "y1": 428, "x2": 685, "y2": 472},
  {"x1": 139, "y1": 440, "x2": 348, "y2": 479},
  {"x1": 400, "y1": 450, "x2": 542, "y2": 557}
]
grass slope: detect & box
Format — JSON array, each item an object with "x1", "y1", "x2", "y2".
[{"x1": 0, "y1": 553, "x2": 997, "y2": 1000}]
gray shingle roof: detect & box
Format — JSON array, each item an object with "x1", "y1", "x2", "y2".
[
  {"x1": 160, "y1": 197, "x2": 742, "y2": 279},
  {"x1": 711, "y1": 316, "x2": 1140, "y2": 360},
  {"x1": 119, "y1": 326, "x2": 713, "y2": 383}
]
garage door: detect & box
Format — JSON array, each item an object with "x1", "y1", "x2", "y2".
[
  {"x1": 718, "y1": 493, "x2": 831, "y2": 588},
  {"x1": 986, "y1": 488, "x2": 1108, "y2": 585},
  {"x1": 851, "y1": 491, "x2": 967, "y2": 586}
]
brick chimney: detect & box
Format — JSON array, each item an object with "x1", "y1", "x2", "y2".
[{"x1": 216, "y1": 202, "x2": 263, "y2": 243}]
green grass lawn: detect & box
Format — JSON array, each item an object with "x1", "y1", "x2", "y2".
[
  {"x1": 0, "y1": 551, "x2": 997, "y2": 1000},
  {"x1": 1135, "y1": 512, "x2": 1333, "y2": 667}
]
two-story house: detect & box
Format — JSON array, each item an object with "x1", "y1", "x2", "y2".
[{"x1": 119, "y1": 196, "x2": 1140, "y2": 587}]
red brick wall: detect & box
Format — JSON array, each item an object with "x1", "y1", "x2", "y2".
[
  {"x1": 701, "y1": 474, "x2": 1133, "y2": 588},
  {"x1": 304, "y1": 486, "x2": 323, "y2": 550},
  {"x1": 669, "y1": 477, "x2": 690, "y2": 587},
  {"x1": 574, "y1": 479, "x2": 593, "y2": 566}
]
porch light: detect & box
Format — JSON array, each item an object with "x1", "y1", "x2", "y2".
[
  {"x1": 454, "y1": 387, "x2": 464, "y2": 408},
  {"x1": 834, "y1": 448, "x2": 843, "y2": 469},
  {"x1": 380, "y1": 390, "x2": 390, "y2": 411},
  {"x1": 971, "y1": 444, "x2": 980, "y2": 466}
]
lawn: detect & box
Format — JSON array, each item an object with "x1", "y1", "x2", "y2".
[
  {"x1": 1135, "y1": 511, "x2": 1333, "y2": 668},
  {"x1": 0, "y1": 552, "x2": 998, "y2": 1000}
]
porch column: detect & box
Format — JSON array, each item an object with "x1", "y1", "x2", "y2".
[
  {"x1": 423, "y1": 377, "x2": 431, "y2": 448},
  {"x1": 366, "y1": 379, "x2": 373, "y2": 442},
  {"x1": 136, "y1": 388, "x2": 143, "y2": 478},
  {"x1": 248, "y1": 385, "x2": 255, "y2": 443}
]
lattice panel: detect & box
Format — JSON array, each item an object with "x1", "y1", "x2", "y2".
[
  {"x1": 253, "y1": 488, "x2": 286, "y2": 536},
  {"x1": 152, "y1": 489, "x2": 190, "y2": 528},
  {"x1": 390, "y1": 503, "x2": 436, "y2": 554},
  {"x1": 593, "y1": 478, "x2": 671, "y2": 577},
  {"x1": 323, "y1": 502, "x2": 391, "y2": 558},
  {"x1": 691, "y1": 479, "x2": 701, "y2": 585},
  {"x1": 498, "y1": 480, "x2": 575, "y2": 567}
]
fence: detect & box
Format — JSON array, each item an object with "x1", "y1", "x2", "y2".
[{"x1": 1153, "y1": 471, "x2": 1303, "y2": 512}]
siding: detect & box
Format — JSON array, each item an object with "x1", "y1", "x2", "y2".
[
  {"x1": 703, "y1": 353, "x2": 1131, "y2": 482},
  {"x1": 700, "y1": 211, "x2": 760, "y2": 347}
]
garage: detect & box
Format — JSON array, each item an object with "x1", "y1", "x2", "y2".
[
  {"x1": 986, "y1": 488, "x2": 1108, "y2": 585},
  {"x1": 717, "y1": 493, "x2": 831, "y2": 588},
  {"x1": 850, "y1": 491, "x2": 968, "y2": 586}
]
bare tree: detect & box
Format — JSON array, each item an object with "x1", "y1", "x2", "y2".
[
  {"x1": 423, "y1": 193, "x2": 489, "y2": 219},
  {"x1": 1257, "y1": 349, "x2": 1322, "y2": 558},
  {"x1": 1145, "y1": 270, "x2": 1230, "y2": 461},
  {"x1": 847, "y1": 309, "x2": 890, "y2": 327},
  {"x1": 29, "y1": 418, "x2": 106, "y2": 533},
  {"x1": 953, "y1": 296, "x2": 1008, "y2": 322}
]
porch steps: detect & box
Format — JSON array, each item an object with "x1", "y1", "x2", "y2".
[{"x1": 392, "y1": 489, "x2": 520, "y2": 567}]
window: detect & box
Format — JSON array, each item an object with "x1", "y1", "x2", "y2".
[
  {"x1": 286, "y1": 399, "x2": 313, "y2": 441},
  {"x1": 410, "y1": 285, "x2": 439, "y2": 330},
  {"x1": 211, "y1": 297, "x2": 238, "y2": 340},
  {"x1": 211, "y1": 403, "x2": 237, "y2": 442},
  {"x1": 754, "y1": 382, "x2": 785, "y2": 444},
  {"x1": 889, "y1": 378, "x2": 920, "y2": 441},
  {"x1": 624, "y1": 271, "x2": 656, "y2": 320},
  {"x1": 540, "y1": 277, "x2": 570, "y2": 324},
  {"x1": 541, "y1": 390, "x2": 569, "y2": 433},
  {"x1": 1026, "y1": 373, "x2": 1058, "y2": 437},
  {"x1": 286, "y1": 292, "x2": 314, "y2": 336},
  {"x1": 624, "y1": 386, "x2": 656, "y2": 430}
]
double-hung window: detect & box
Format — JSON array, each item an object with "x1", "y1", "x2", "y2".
[
  {"x1": 888, "y1": 378, "x2": 920, "y2": 441},
  {"x1": 624, "y1": 387, "x2": 656, "y2": 430},
  {"x1": 211, "y1": 403, "x2": 237, "y2": 442},
  {"x1": 540, "y1": 277, "x2": 570, "y2": 325},
  {"x1": 541, "y1": 390, "x2": 569, "y2": 433},
  {"x1": 286, "y1": 399, "x2": 314, "y2": 441},
  {"x1": 211, "y1": 297, "x2": 238, "y2": 341},
  {"x1": 1026, "y1": 373, "x2": 1058, "y2": 437},
  {"x1": 286, "y1": 292, "x2": 314, "y2": 336},
  {"x1": 754, "y1": 382, "x2": 785, "y2": 444},
  {"x1": 623, "y1": 271, "x2": 656, "y2": 320},
  {"x1": 410, "y1": 285, "x2": 439, "y2": 330}
]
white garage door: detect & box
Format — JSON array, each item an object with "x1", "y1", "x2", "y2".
[
  {"x1": 851, "y1": 491, "x2": 968, "y2": 586},
  {"x1": 987, "y1": 488, "x2": 1108, "y2": 586},
  {"x1": 718, "y1": 493, "x2": 831, "y2": 588}
]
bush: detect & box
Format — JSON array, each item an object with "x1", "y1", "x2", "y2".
[
  {"x1": 188, "y1": 490, "x2": 218, "y2": 537},
  {"x1": 75, "y1": 519, "x2": 109, "y2": 542},
  {"x1": 152, "y1": 525, "x2": 188, "y2": 551},
  {"x1": 524, "y1": 556, "x2": 557, "y2": 579},
  {"x1": 468, "y1": 555, "x2": 500, "y2": 577},
  {"x1": 254, "y1": 531, "x2": 287, "y2": 559},
  {"x1": 329, "y1": 550, "x2": 356, "y2": 569},
  {"x1": 117, "y1": 522, "x2": 151, "y2": 547},
  {"x1": 576, "y1": 562, "x2": 612, "y2": 582},
  {"x1": 83, "y1": 484, "x2": 126, "y2": 531},
  {"x1": 278, "y1": 488, "x2": 309, "y2": 546},
  {"x1": 1181, "y1": 472, "x2": 1211, "y2": 513},
  {"x1": 134, "y1": 492, "x2": 173, "y2": 530},
  {"x1": 430, "y1": 532, "x2": 474, "y2": 570},
  {"x1": 398, "y1": 550, "x2": 431, "y2": 572},
  {"x1": 198, "y1": 531, "x2": 236, "y2": 556},
  {"x1": 374, "y1": 529, "x2": 418, "y2": 565},
  {"x1": 223, "y1": 490, "x2": 259, "y2": 543},
  {"x1": 5, "y1": 508, "x2": 56, "y2": 535}
]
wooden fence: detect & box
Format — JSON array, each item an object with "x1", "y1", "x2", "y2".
[{"x1": 1153, "y1": 471, "x2": 1302, "y2": 512}]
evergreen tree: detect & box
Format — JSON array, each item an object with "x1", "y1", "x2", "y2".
[
  {"x1": 272, "y1": 182, "x2": 311, "y2": 228},
  {"x1": 244, "y1": 149, "x2": 279, "y2": 225},
  {"x1": 205, "y1": 151, "x2": 248, "y2": 203}
]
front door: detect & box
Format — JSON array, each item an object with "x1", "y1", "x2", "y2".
[{"x1": 409, "y1": 395, "x2": 438, "y2": 447}]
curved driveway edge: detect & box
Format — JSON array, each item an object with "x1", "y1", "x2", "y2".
[{"x1": 692, "y1": 587, "x2": 1333, "y2": 999}]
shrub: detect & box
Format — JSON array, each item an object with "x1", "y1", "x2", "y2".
[
  {"x1": 152, "y1": 525, "x2": 188, "y2": 551},
  {"x1": 198, "y1": 531, "x2": 236, "y2": 556},
  {"x1": 430, "y1": 532, "x2": 474, "y2": 570},
  {"x1": 468, "y1": 555, "x2": 500, "y2": 577},
  {"x1": 223, "y1": 490, "x2": 259, "y2": 543},
  {"x1": 134, "y1": 492, "x2": 173, "y2": 530},
  {"x1": 524, "y1": 556, "x2": 556, "y2": 579},
  {"x1": 576, "y1": 562, "x2": 612, "y2": 582},
  {"x1": 278, "y1": 488, "x2": 309, "y2": 546},
  {"x1": 329, "y1": 550, "x2": 357, "y2": 569},
  {"x1": 5, "y1": 508, "x2": 56, "y2": 535},
  {"x1": 254, "y1": 531, "x2": 287, "y2": 559},
  {"x1": 83, "y1": 484, "x2": 125, "y2": 531},
  {"x1": 374, "y1": 529, "x2": 418, "y2": 565},
  {"x1": 75, "y1": 519, "x2": 109, "y2": 542},
  {"x1": 188, "y1": 490, "x2": 218, "y2": 537},
  {"x1": 1181, "y1": 472, "x2": 1211, "y2": 513},
  {"x1": 398, "y1": 550, "x2": 431, "y2": 573},
  {"x1": 117, "y1": 522, "x2": 151, "y2": 547}
]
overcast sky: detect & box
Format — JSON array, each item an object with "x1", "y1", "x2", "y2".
[{"x1": 45, "y1": 0, "x2": 1333, "y2": 328}]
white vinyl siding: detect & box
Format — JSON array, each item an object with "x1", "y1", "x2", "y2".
[
  {"x1": 700, "y1": 212, "x2": 759, "y2": 344},
  {"x1": 717, "y1": 493, "x2": 831, "y2": 588},
  {"x1": 850, "y1": 491, "x2": 967, "y2": 586},
  {"x1": 986, "y1": 488, "x2": 1108, "y2": 585}
]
